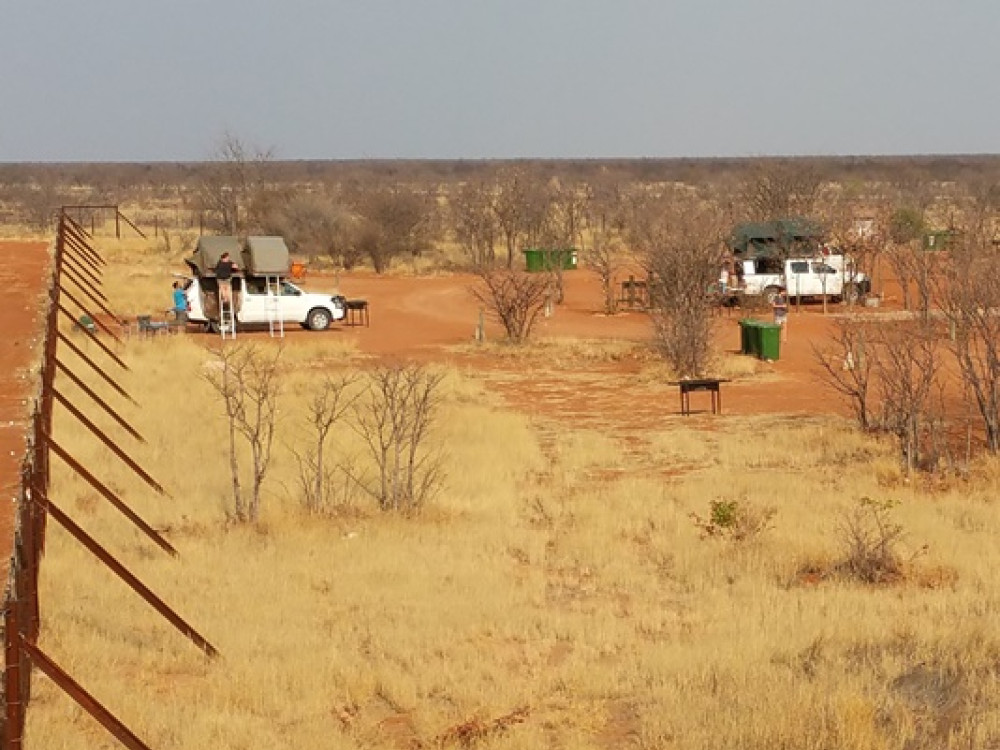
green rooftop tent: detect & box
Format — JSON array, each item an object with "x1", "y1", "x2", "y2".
[
  {"x1": 730, "y1": 218, "x2": 825, "y2": 258},
  {"x1": 187, "y1": 235, "x2": 243, "y2": 276},
  {"x1": 243, "y1": 236, "x2": 291, "y2": 276}
]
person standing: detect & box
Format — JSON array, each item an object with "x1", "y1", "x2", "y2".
[
  {"x1": 772, "y1": 285, "x2": 789, "y2": 342},
  {"x1": 172, "y1": 281, "x2": 188, "y2": 321},
  {"x1": 214, "y1": 252, "x2": 238, "y2": 305}
]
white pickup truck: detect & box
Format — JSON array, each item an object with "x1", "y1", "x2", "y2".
[
  {"x1": 738, "y1": 254, "x2": 870, "y2": 304},
  {"x1": 184, "y1": 276, "x2": 347, "y2": 332}
]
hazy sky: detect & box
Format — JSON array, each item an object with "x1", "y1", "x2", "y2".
[{"x1": 3, "y1": 1, "x2": 999, "y2": 162}]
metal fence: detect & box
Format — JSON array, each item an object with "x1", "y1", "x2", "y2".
[{"x1": 2, "y1": 211, "x2": 217, "y2": 750}]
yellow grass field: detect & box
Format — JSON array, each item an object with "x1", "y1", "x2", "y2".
[{"x1": 23, "y1": 241, "x2": 1000, "y2": 750}]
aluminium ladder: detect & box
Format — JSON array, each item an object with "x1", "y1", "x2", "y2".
[
  {"x1": 219, "y1": 280, "x2": 236, "y2": 340},
  {"x1": 265, "y1": 276, "x2": 284, "y2": 338}
]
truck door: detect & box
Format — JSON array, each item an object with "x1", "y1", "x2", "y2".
[
  {"x1": 277, "y1": 280, "x2": 311, "y2": 322},
  {"x1": 811, "y1": 261, "x2": 841, "y2": 297},
  {"x1": 785, "y1": 260, "x2": 814, "y2": 297},
  {"x1": 238, "y1": 277, "x2": 270, "y2": 323}
]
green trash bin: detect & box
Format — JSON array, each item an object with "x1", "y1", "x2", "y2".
[
  {"x1": 758, "y1": 323, "x2": 781, "y2": 361},
  {"x1": 556, "y1": 248, "x2": 579, "y2": 271},
  {"x1": 738, "y1": 319, "x2": 755, "y2": 355},
  {"x1": 523, "y1": 248, "x2": 579, "y2": 273},
  {"x1": 523, "y1": 249, "x2": 545, "y2": 272}
]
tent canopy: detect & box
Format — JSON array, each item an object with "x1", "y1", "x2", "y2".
[
  {"x1": 730, "y1": 218, "x2": 825, "y2": 257},
  {"x1": 243, "y1": 236, "x2": 290, "y2": 276},
  {"x1": 189, "y1": 236, "x2": 242, "y2": 276}
]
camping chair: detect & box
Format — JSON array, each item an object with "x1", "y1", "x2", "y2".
[{"x1": 137, "y1": 314, "x2": 170, "y2": 337}]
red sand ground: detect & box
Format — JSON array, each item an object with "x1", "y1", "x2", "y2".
[
  {"x1": 299, "y1": 269, "x2": 853, "y2": 428},
  {"x1": 0, "y1": 241, "x2": 51, "y2": 582}
]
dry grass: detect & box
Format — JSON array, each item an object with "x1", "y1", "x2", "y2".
[{"x1": 24, "y1": 245, "x2": 1000, "y2": 749}]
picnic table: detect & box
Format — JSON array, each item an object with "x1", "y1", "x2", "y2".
[{"x1": 669, "y1": 378, "x2": 731, "y2": 416}]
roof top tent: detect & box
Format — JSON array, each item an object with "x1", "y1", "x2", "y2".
[
  {"x1": 186, "y1": 235, "x2": 243, "y2": 277},
  {"x1": 730, "y1": 218, "x2": 825, "y2": 259},
  {"x1": 242, "y1": 237, "x2": 290, "y2": 339},
  {"x1": 242, "y1": 236, "x2": 291, "y2": 276}
]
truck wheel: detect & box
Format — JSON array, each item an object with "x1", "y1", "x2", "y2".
[
  {"x1": 764, "y1": 286, "x2": 782, "y2": 305},
  {"x1": 307, "y1": 307, "x2": 332, "y2": 331},
  {"x1": 842, "y1": 283, "x2": 860, "y2": 305}
]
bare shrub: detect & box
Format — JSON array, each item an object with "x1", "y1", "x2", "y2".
[
  {"x1": 813, "y1": 316, "x2": 879, "y2": 431},
  {"x1": 631, "y1": 193, "x2": 725, "y2": 377},
  {"x1": 352, "y1": 363, "x2": 445, "y2": 512},
  {"x1": 204, "y1": 343, "x2": 283, "y2": 523},
  {"x1": 939, "y1": 228, "x2": 1000, "y2": 453},
  {"x1": 583, "y1": 230, "x2": 623, "y2": 315},
  {"x1": 472, "y1": 266, "x2": 552, "y2": 344},
  {"x1": 292, "y1": 374, "x2": 359, "y2": 514},
  {"x1": 834, "y1": 497, "x2": 917, "y2": 584},
  {"x1": 875, "y1": 320, "x2": 942, "y2": 473}
]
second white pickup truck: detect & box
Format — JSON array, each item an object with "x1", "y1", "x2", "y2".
[{"x1": 738, "y1": 254, "x2": 870, "y2": 304}]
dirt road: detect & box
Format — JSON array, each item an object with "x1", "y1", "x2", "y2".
[{"x1": 0, "y1": 241, "x2": 51, "y2": 580}]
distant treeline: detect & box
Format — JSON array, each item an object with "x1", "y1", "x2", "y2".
[{"x1": 4, "y1": 154, "x2": 1000, "y2": 195}]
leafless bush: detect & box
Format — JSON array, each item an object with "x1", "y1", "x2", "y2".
[
  {"x1": 583, "y1": 231, "x2": 623, "y2": 315},
  {"x1": 631, "y1": 193, "x2": 725, "y2": 378},
  {"x1": 875, "y1": 320, "x2": 942, "y2": 473},
  {"x1": 292, "y1": 374, "x2": 359, "y2": 514},
  {"x1": 204, "y1": 343, "x2": 283, "y2": 523},
  {"x1": 352, "y1": 363, "x2": 445, "y2": 513},
  {"x1": 813, "y1": 316, "x2": 879, "y2": 431},
  {"x1": 938, "y1": 228, "x2": 1000, "y2": 453},
  {"x1": 472, "y1": 266, "x2": 552, "y2": 344},
  {"x1": 835, "y1": 497, "x2": 920, "y2": 584}
]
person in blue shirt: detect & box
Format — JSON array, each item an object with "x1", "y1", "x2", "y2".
[{"x1": 172, "y1": 281, "x2": 188, "y2": 321}]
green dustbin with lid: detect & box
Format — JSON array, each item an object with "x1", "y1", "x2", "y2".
[
  {"x1": 738, "y1": 319, "x2": 757, "y2": 356},
  {"x1": 757, "y1": 323, "x2": 781, "y2": 361},
  {"x1": 523, "y1": 249, "x2": 544, "y2": 272},
  {"x1": 523, "y1": 248, "x2": 578, "y2": 273}
]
